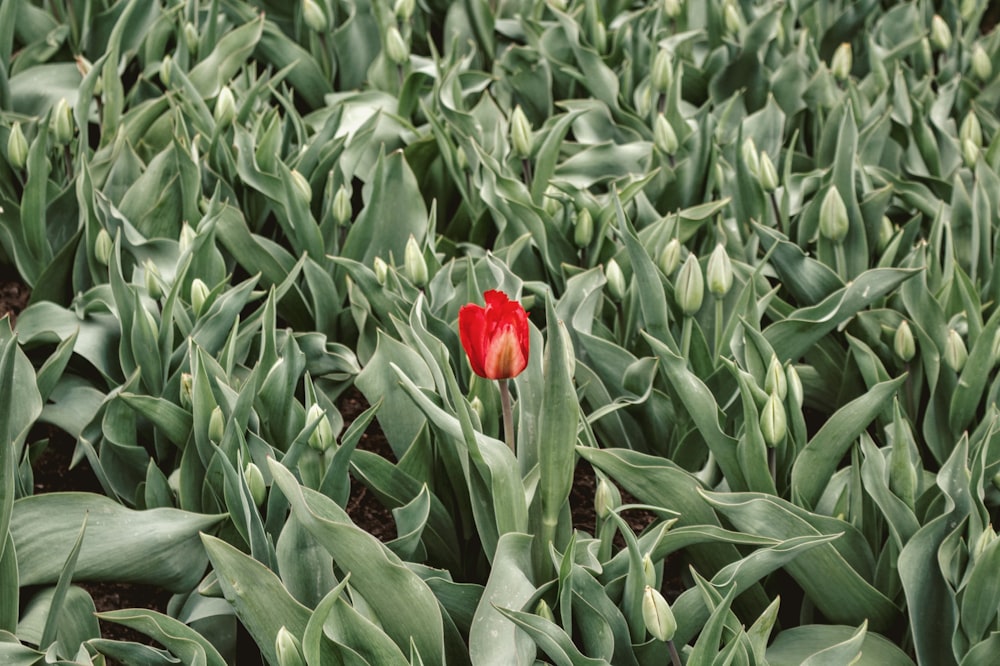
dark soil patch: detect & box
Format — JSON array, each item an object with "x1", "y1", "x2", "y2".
[{"x1": 0, "y1": 279, "x2": 30, "y2": 326}]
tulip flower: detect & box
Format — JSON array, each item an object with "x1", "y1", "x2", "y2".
[{"x1": 459, "y1": 290, "x2": 530, "y2": 450}]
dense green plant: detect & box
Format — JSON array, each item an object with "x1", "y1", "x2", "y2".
[{"x1": 2, "y1": 0, "x2": 1000, "y2": 664}]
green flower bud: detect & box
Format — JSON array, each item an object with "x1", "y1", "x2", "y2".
[
  {"x1": 94, "y1": 228, "x2": 114, "y2": 266},
  {"x1": 758, "y1": 151, "x2": 779, "y2": 192},
  {"x1": 642, "y1": 585, "x2": 677, "y2": 643},
  {"x1": 373, "y1": 256, "x2": 389, "y2": 285},
  {"x1": 51, "y1": 97, "x2": 74, "y2": 145},
  {"x1": 659, "y1": 238, "x2": 681, "y2": 276},
  {"x1": 723, "y1": 1, "x2": 742, "y2": 34},
  {"x1": 991, "y1": 330, "x2": 1000, "y2": 367},
  {"x1": 594, "y1": 477, "x2": 620, "y2": 521},
  {"x1": 930, "y1": 15, "x2": 951, "y2": 52},
  {"x1": 307, "y1": 403, "x2": 335, "y2": 452},
  {"x1": 761, "y1": 391, "x2": 787, "y2": 447},
  {"x1": 535, "y1": 599, "x2": 555, "y2": 623},
  {"x1": 605, "y1": 258, "x2": 627, "y2": 303},
  {"x1": 961, "y1": 0, "x2": 978, "y2": 20},
  {"x1": 944, "y1": 328, "x2": 967, "y2": 373},
  {"x1": 455, "y1": 145, "x2": 468, "y2": 170},
  {"x1": 916, "y1": 37, "x2": 933, "y2": 75},
  {"x1": 963, "y1": 138, "x2": 979, "y2": 168},
  {"x1": 635, "y1": 81, "x2": 654, "y2": 118},
  {"x1": 651, "y1": 48, "x2": 673, "y2": 93},
  {"x1": 741, "y1": 137, "x2": 760, "y2": 177},
  {"x1": 706, "y1": 243, "x2": 733, "y2": 298},
  {"x1": 676, "y1": 252, "x2": 704, "y2": 316},
  {"x1": 244, "y1": 462, "x2": 267, "y2": 507},
  {"x1": 786, "y1": 363, "x2": 803, "y2": 409},
  {"x1": 893, "y1": 320, "x2": 916, "y2": 362},
  {"x1": 404, "y1": 235, "x2": 428, "y2": 287},
  {"x1": 214, "y1": 86, "x2": 236, "y2": 126},
  {"x1": 878, "y1": 215, "x2": 894, "y2": 252},
  {"x1": 830, "y1": 42, "x2": 852, "y2": 82},
  {"x1": 290, "y1": 169, "x2": 312, "y2": 205},
  {"x1": 510, "y1": 105, "x2": 533, "y2": 159},
  {"x1": 663, "y1": 0, "x2": 682, "y2": 19},
  {"x1": 592, "y1": 20, "x2": 607, "y2": 53},
  {"x1": 302, "y1": 0, "x2": 329, "y2": 33},
  {"x1": 642, "y1": 553, "x2": 657, "y2": 588},
  {"x1": 469, "y1": 395, "x2": 485, "y2": 422},
  {"x1": 961, "y1": 113, "x2": 983, "y2": 148},
  {"x1": 7, "y1": 122, "x2": 28, "y2": 170},
  {"x1": 543, "y1": 186, "x2": 563, "y2": 219},
  {"x1": 184, "y1": 21, "x2": 200, "y2": 55},
  {"x1": 764, "y1": 355, "x2": 786, "y2": 401},
  {"x1": 972, "y1": 43, "x2": 992, "y2": 81},
  {"x1": 208, "y1": 406, "x2": 225, "y2": 444},
  {"x1": 653, "y1": 113, "x2": 678, "y2": 155},
  {"x1": 179, "y1": 372, "x2": 193, "y2": 411},
  {"x1": 332, "y1": 185, "x2": 352, "y2": 225},
  {"x1": 144, "y1": 260, "x2": 163, "y2": 300},
  {"x1": 394, "y1": 0, "x2": 415, "y2": 21},
  {"x1": 161, "y1": 54, "x2": 173, "y2": 86},
  {"x1": 973, "y1": 525, "x2": 997, "y2": 562},
  {"x1": 275, "y1": 626, "x2": 305, "y2": 666},
  {"x1": 574, "y1": 208, "x2": 594, "y2": 248},
  {"x1": 385, "y1": 25, "x2": 409, "y2": 65},
  {"x1": 179, "y1": 222, "x2": 197, "y2": 253},
  {"x1": 190, "y1": 278, "x2": 210, "y2": 316},
  {"x1": 819, "y1": 187, "x2": 849, "y2": 243}
]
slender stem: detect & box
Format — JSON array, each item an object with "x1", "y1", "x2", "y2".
[
  {"x1": 769, "y1": 190, "x2": 783, "y2": 235},
  {"x1": 681, "y1": 315, "x2": 693, "y2": 361},
  {"x1": 834, "y1": 241, "x2": 848, "y2": 281},
  {"x1": 768, "y1": 446, "x2": 777, "y2": 489},
  {"x1": 668, "y1": 639, "x2": 682, "y2": 666},
  {"x1": 713, "y1": 297, "x2": 724, "y2": 364},
  {"x1": 499, "y1": 378, "x2": 515, "y2": 453}
]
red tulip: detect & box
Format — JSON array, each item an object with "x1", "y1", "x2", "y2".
[{"x1": 459, "y1": 290, "x2": 529, "y2": 380}]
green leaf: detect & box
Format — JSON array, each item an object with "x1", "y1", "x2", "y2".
[
  {"x1": 767, "y1": 623, "x2": 913, "y2": 666},
  {"x1": 187, "y1": 16, "x2": 263, "y2": 98},
  {"x1": 469, "y1": 533, "x2": 537, "y2": 666}
]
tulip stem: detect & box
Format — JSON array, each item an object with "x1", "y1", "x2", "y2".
[
  {"x1": 834, "y1": 242, "x2": 848, "y2": 281},
  {"x1": 499, "y1": 379, "x2": 516, "y2": 453},
  {"x1": 714, "y1": 297, "x2": 724, "y2": 363},
  {"x1": 681, "y1": 316, "x2": 693, "y2": 361},
  {"x1": 668, "y1": 639, "x2": 682, "y2": 666}
]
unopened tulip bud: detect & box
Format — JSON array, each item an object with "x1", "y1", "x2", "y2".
[
  {"x1": 831, "y1": 42, "x2": 852, "y2": 82},
  {"x1": 962, "y1": 139, "x2": 979, "y2": 168},
  {"x1": 51, "y1": 97, "x2": 74, "y2": 145},
  {"x1": 144, "y1": 260, "x2": 163, "y2": 300},
  {"x1": 184, "y1": 22, "x2": 199, "y2": 55},
  {"x1": 676, "y1": 253, "x2": 703, "y2": 315},
  {"x1": 706, "y1": 243, "x2": 733, "y2": 298},
  {"x1": 94, "y1": 228, "x2": 114, "y2": 266},
  {"x1": 307, "y1": 403, "x2": 335, "y2": 451},
  {"x1": 290, "y1": 169, "x2": 312, "y2": 205},
  {"x1": 332, "y1": 185, "x2": 352, "y2": 225},
  {"x1": 961, "y1": 113, "x2": 983, "y2": 148},
  {"x1": 208, "y1": 406, "x2": 225, "y2": 444},
  {"x1": 373, "y1": 256, "x2": 389, "y2": 285},
  {"x1": 605, "y1": 259, "x2": 626, "y2": 303},
  {"x1": 944, "y1": 328, "x2": 967, "y2": 372},
  {"x1": 819, "y1": 187, "x2": 849, "y2": 243},
  {"x1": 385, "y1": 25, "x2": 409, "y2": 65},
  {"x1": 594, "y1": 477, "x2": 619, "y2": 520},
  {"x1": 574, "y1": 208, "x2": 593, "y2": 248},
  {"x1": 659, "y1": 238, "x2": 681, "y2": 276},
  {"x1": 764, "y1": 355, "x2": 786, "y2": 400},
  {"x1": 535, "y1": 599, "x2": 554, "y2": 623},
  {"x1": 642, "y1": 586, "x2": 677, "y2": 642},
  {"x1": 179, "y1": 372, "x2": 193, "y2": 410},
  {"x1": 893, "y1": 320, "x2": 916, "y2": 362},
  {"x1": 786, "y1": 363, "x2": 803, "y2": 409},
  {"x1": 394, "y1": 0, "x2": 415, "y2": 21},
  {"x1": 190, "y1": 278, "x2": 210, "y2": 316},
  {"x1": 761, "y1": 391, "x2": 787, "y2": 447},
  {"x1": 7, "y1": 122, "x2": 27, "y2": 170},
  {"x1": 635, "y1": 82, "x2": 654, "y2": 118},
  {"x1": 930, "y1": 15, "x2": 951, "y2": 52},
  {"x1": 916, "y1": 37, "x2": 933, "y2": 75},
  {"x1": 961, "y1": 0, "x2": 978, "y2": 20},
  {"x1": 302, "y1": 0, "x2": 329, "y2": 33},
  {"x1": 723, "y1": 1, "x2": 742, "y2": 34},
  {"x1": 651, "y1": 48, "x2": 673, "y2": 93},
  {"x1": 543, "y1": 186, "x2": 563, "y2": 219},
  {"x1": 244, "y1": 462, "x2": 266, "y2": 506},
  {"x1": 642, "y1": 553, "x2": 657, "y2": 588},
  {"x1": 663, "y1": 0, "x2": 682, "y2": 19},
  {"x1": 179, "y1": 222, "x2": 197, "y2": 253},
  {"x1": 878, "y1": 215, "x2": 894, "y2": 252},
  {"x1": 275, "y1": 626, "x2": 305, "y2": 666},
  {"x1": 404, "y1": 235, "x2": 428, "y2": 287},
  {"x1": 972, "y1": 43, "x2": 992, "y2": 81},
  {"x1": 973, "y1": 525, "x2": 997, "y2": 561},
  {"x1": 653, "y1": 114, "x2": 679, "y2": 155},
  {"x1": 741, "y1": 137, "x2": 760, "y2": 177},
  {"x1": 469, "y1": 395, "x2": 485, "y2": 422},
  {"x1": 161, "y1": 54, "x2": 173, "y2": 86},
  {"x1": 592, "y1": 20, "x2": 607, "y2": 53},
  {"x1": 214, "y1": 86, "x2": 236, "y2": 126},
  {"x1": 991, "y1": 330, "x2": 1000, "y2": 366},
  {"x1": 510, "y1": 105, "x2": 533, "y2": 159},
  {"x1": 758, "y1": 151, "x2": 778, "y2": 192}
]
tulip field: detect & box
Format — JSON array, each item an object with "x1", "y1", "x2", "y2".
[{"x1": 4, "y1": 0, "x2": 1000, "y2": 663}]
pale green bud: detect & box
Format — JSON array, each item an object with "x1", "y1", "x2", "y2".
[
  {"x1": 878, "y1": 215, "x2": 894, "y2": 252},
  {"x1": 831, "y1": 42, "x2": 852, "y2": 82},
  {"x1": 761, "y1": 391, "x2": 787, "y2": 447},
  {"x1": 535, "y1": 599, "x2": 555, "y2": 623},
  {"x1": 991, "y1": 330, "x2": 1000, "y2": 367},
  {"x1": 764, "y1": 355, "x2": 786, "y2": 401},
  {"x1": 144, "y1": 260, "x2": 163, "y2": 300},
  {"x1": 574, "y1": 208, "x2": 594, "y2": 248},
  {"x1": 961, "y1": 0, "x2": 978, "y2": 21},
  {"x1": 605, "y1": 259, "x2": 626, "y2": 303},
  {"x1": 676, "y1": 253, "x2": 704, "y2": 315},
  {"x1": 706, "y1": 243, "x2": 733, "y2": 298},
  {"x1": 77, "y1": 55, "x2": 103, "y2": 96},
  {"x1": 469, "y1": 395, "x2": 485, "y2": 422},
  {"x1": 244, "y1": 462, "x2": 266, "y2": 507},
  {"x1": 786, "y1": 363, "x2": 803, "y2": 409},
  {"x1": 94, "y1": 228, "x2": 114, "y2": 266},
  {"x1": 930, "y1": 15, "x2": 951, "y2": 52},
  {"x1": 275, "y1": 626, "x2": 305, "y2": 666},
  {"x1": 7, "y1": 122, "x2": 28, "y2": 170},
  {"x1": 741, "y1": 137, "x2": 760, "y2": 177},
  {"x1": 373, "y1": 256, "x2": 389, "y2": 285},
  {"x1": 214, "y1": 86, "x2": 236, "y2": 126},
  {"x1": 917, "y1": 37, "x2": 933, "y2": 75},
  {"x1": 944, "y1": 328, "x2": 967, "y2": 373},
  {"x1": 307, "y1": 403, "x2": 335, "y2": 452},
  {"x1": 651, "y1": 48, "x2": 673, "y2": 93},
  {"x1": 723, "y1": 1, "x2": 742, "y2": 34},
  {"x1": 184, "y1": 22, "x2": 199, "y2": 55},
  {"x1": 592, "y1": 20, "x2": 607, "y2": 53},
  {"x1": 510, "y1": 105, "x2": 533, "y2": 159},
  {"x1": 51, "y1": 97, "x2": 74, "y2": 145},
  {"x1": 161, "y1": 54, "x2": 173, "y2": 86},
  {"x1": 642, "y1": 586, "x2": 677, "y2": 642},
  {"x1": 962, "y1": 138, "x2": 979, "y2": 168},
  {"x1": 385, "y1": 25, "x2": 409, "y2": 65},
  {"x1": 758, "y1": 151, "x2": 779, "y2": 192},
  {"x1": 653, "y1": 114, "x2": 679, "y2": 155},
  {"x1": 179, "y1": 222, "x2": 197, "y2": 253},
  {"x1": 642, "y1": 553, "x2": 657, "y2": 588},
  {"x1": 290, "y1": 169, "x2": 312, "y2": 205},
  {"x1": 635, "y1": 81, "x2": 654, "y2": 118},
  {"x1": 404, "y1": 235, "x2": 428, "y2": 287},
  {"x1": 972, "y1": 43, "x2": 992, "y2": 81},
  {"x1": 960, "y1": 113, "x2": 983, "y2": 148},
  {"x1": 394, "y1": 0, "x2": 415, "y2": 21},
  {"x1": 332, "y1": 185, "x2": 352, "y2": 225},
  {"x1": 208, "y1": 406, "x2": 225, "y2": 444},
  {"x1": 190, "y1": 278, "x2": 210, "y2": 316},
  {"x1": 819, "y1": 187, "x2": 849, "y2": 243},
  {"x1": 659, "y1": 238, "x2": 681, "y2": 276},
  {"x1": 663, "y1": 0, "x2": 682, "y2": 19},
  {"x1": 594, "y1": 477, "x2": 619, "y2": 521},
  {"x1": 455, "y1": 145, "x2": 468, "y2": 170},
  {"x1": 302, "y1": 0, "x2": 328, "y2": 33},
  {"x1": 893, "y1": 320, "x2": 916, "y2": 362},
  {"x1": 179, "y1": 372, "x2": 193, "y2": 411}
]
